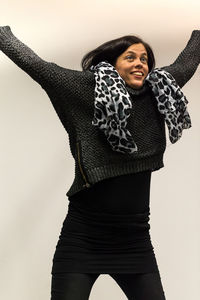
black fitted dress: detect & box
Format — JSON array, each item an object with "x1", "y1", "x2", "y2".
[{"x1": 51, "y1": 170, "x2": 160, "y2": 274}]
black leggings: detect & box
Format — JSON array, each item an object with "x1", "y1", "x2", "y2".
[{"x1": 51, "y1": 271, "x2": 166, "y2": 300}]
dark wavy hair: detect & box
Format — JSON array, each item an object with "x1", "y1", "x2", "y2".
[{"x1": 81, "y1": 35, "x2": 155, "y2": 72}]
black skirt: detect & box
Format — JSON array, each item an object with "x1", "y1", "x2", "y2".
[{"x1": 51, "y1": 170, "x2": 160, "y2": 274}]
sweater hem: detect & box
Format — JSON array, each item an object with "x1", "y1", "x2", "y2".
[{"x1": 66, "y1": 153, "x2": 164, "y2": 197}]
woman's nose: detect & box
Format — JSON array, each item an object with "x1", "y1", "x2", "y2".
[{"x1": 133, "y1": 58, "x2": 143, "y2": 67}]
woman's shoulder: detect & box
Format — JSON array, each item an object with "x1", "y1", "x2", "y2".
[{"x1": 53, "y1": 64, "x2": 95, "y2": 82}]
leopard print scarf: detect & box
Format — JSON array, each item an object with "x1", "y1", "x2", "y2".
[{"x1": 90, "y1": 61, "x2": 192, "y2": 154}]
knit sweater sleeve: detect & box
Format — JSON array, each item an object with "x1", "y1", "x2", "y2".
[
  {"x1": 0, "y1": 25, "x2": 81, "y2": 90},
  {"x1": 161, "y1": 30, "x2": 200, "y2": 88}
]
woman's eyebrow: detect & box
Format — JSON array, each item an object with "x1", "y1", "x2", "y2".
[{"x1": 126, "y1": 50, "x2": 148, "y2": 56}]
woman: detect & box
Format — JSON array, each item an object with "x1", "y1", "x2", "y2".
[{"x1": 1, "y1": 26, "x2": 200, "y2": 300}]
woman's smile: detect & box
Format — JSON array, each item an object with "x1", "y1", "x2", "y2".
[{"x1": 114, "y1": 43, "x2": 149, "y2": 89}]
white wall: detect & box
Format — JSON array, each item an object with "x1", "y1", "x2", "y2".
[{"x1": 0, "y1": 1, "x2": 200, "y2": 299}]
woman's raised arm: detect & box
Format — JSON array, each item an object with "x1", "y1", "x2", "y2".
[
  {"x1": 161, "y1": 30, "x2": 200, "y2": 88},
  {"x1": 0, "y1": 26, "x2": 79, "y2": 91}
]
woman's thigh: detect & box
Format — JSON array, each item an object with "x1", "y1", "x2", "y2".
[
  {"x1": 109, "y1": 272, "x2": 166, "y2": 300},
  {"x1": 51, "y1": 272, "x2": 100, "y2": 300}
]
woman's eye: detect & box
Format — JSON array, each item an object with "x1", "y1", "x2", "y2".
[
  {"x1": 126, "y1": 56, "x2": 134, "y2": 60},
  {"x1": 141, "y1": 57, "x2": 148, "y2": 62},
  {"x1": 126, "y1": 56, "x2": 148, "y2": 62}
]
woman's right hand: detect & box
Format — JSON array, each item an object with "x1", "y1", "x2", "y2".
[
  {"x1": 0, "y1": 26, "x2": 12, "y2": 46},
  {"x1": 0, "y1": 25, "x2": 11, "y2": 31}
]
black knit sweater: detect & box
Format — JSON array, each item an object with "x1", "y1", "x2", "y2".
[{"x1": 1, "y1": 26, "x2": 200, "y2": 197}]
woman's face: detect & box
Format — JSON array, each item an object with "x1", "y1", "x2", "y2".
[{"x1": 114, "y1": 43, "x2": 149, "y2": 89}]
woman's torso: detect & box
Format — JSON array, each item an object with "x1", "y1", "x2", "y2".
[{"x1": 68, "y1": 170, "x2": 152, "y2": 214}]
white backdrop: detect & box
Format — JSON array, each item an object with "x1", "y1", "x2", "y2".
[{"x1": 0, "y1": 1, "x2": 200, "y2": 299}]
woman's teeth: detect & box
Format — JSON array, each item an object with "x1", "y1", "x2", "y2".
[{"x1": 132, "y1": 72, "x2": 143, "y2": 75}]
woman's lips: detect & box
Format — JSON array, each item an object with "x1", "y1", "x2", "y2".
[
  {"x1": 131, "y1": 73, "x2": 143, "y2": 78},
  {"x1": 130, "y1": 71, "x2": 144, "y2": 78}
]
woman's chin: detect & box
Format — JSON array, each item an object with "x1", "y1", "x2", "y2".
[{"x1": 127, "y1": 82, "x2": 144, "y2": 89}]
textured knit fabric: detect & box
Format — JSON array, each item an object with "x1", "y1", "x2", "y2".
[{"x1": 1, "y1": 26, "x2": 200, "y2": 197}]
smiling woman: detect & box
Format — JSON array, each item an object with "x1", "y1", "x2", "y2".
[
  {"x1": 114, "y1": 43, "x2": 149, "y2": 89},
  {"x1": 1, "y1": 25, "x2": 200, "y2": 300}
]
